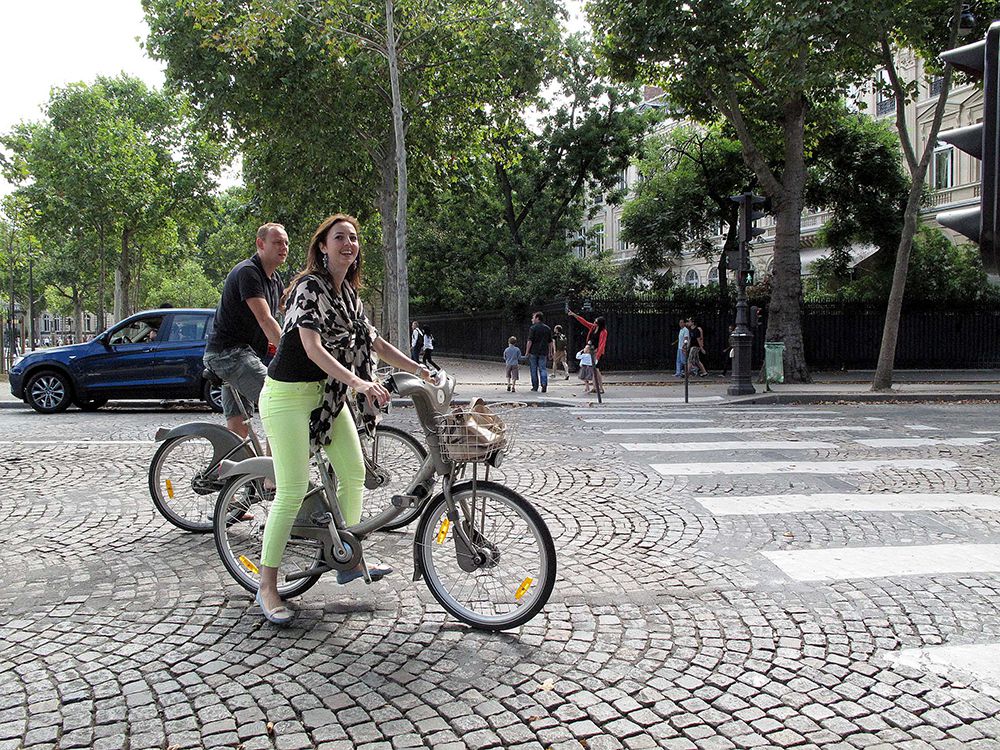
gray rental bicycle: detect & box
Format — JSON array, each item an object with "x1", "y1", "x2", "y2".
[
  {"x1": 149, "y1": 369, "x2": 426, "y2": 533},
  {"x1": 212, "y1": 371, "x2": 556, "y2": 631}
]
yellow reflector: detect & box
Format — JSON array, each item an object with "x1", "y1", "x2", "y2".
[
  {"x1": 238, "y1": 555, "x2": 259, "y2": 575},
  {"x1": 165, "y1": 479, "x2": 174, "y2": 499},
  {"x1": 436, "y1": 518, "x2": 451, "y2": 544},
  {"x1": 515, "y1": 577, "x2": 533, "y2": 600}
]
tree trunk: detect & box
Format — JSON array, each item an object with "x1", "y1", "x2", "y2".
[
  {"x1": 378, "y1": 141, "x2": 399, "y2": 347},
  {"x1": 115, "y1": 229, "x2": 132, "y2": 321},
  {"x1": 763, "y1": 99, "x2": 810, "y2": 382},
  {"x1": 73, "y1": 286, "x2": 84, "y2": 342},
  {"x1": 98, "y1": 228, "x2": 107, "y2": 330},
  {"x1": 386, "y1": 0, "x2": 409, "y2": 350},
  {"x1": 872, "y1": 8, "x2": 960, "y2": 391}
]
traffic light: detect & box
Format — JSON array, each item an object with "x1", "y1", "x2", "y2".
[
  {"x1": 937, "y1": 20, "x2": 1000, "y2": 275},
  {"x1": 735, "y1": 192, "x2": 767, "y2": 245}
]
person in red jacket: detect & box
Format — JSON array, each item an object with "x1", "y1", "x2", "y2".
[{"x1": 568, "y1": 309, "x2": 608, "y2": 394}]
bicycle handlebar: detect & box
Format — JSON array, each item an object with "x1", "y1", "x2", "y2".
[{"x1": 390, "y1": 369, "x2": 455, "y2": 424}]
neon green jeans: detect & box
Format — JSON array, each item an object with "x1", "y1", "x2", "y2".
[{"x1": 258, "y1": 377, "x2": 364, "y2": 568}]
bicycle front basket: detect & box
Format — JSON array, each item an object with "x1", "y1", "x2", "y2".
[{"x1": 435, "y1": 399, "x2": 517, "y2": 463}]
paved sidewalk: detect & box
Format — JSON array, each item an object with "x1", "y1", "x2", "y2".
[{"x1": 4, "y1": 362, "x2": 1000, "y2": 411}]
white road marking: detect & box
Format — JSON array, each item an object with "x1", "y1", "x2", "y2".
[
  {"x1": 762, "y1": 543, "x2": 1000, "y2": 581},
  {"x1": 583, "y1": 418, "x2": 713, "y2": 424},
  {"x1": 650, "y1": 459, "x2": 957, "y2": 475},
  {"x1": 884, "y1": 644, "x2": 1000, "y2": 697},
  {"x1": 696, "y1": 493, "x2": 1000, "y2": 516},
  {"x1": 0, "y1": 440, "x2": 156, "y2": 446},
  {"x1": 905, "y1": 425, "x2": 939, "y2": 431},
  {"x1": 621, "y1": 440, "x2": 835, "y2": 452},
  {"x1": 609, "y1": 427, "x2": 779, "y2": 435},
  {"x1": 855, "y1": 437, "x2": 994, "y2": 448},
  {"x1": 786, "y1": 426, "x2": 871, "y2": 433},
  {"x1": 971, "y1": 430, "x2": 1000, "y2": 434}
]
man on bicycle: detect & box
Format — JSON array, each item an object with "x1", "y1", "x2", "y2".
[{"x1": 204, "y1": 223, "x2": 288, "y2": 438}]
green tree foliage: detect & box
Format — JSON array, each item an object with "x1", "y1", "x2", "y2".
[
  {"x1": 811, "y1": 224, "x2": 999, "y2": 305},
  {"x1": 620, "y1": 122, "x2": 750, "y2": 297},
  {"x1": 1, "y1": 76, "x2": 223, "y2": 326},
  {"x1": 408, "y1": 39, "x2": 646, "y2": 311},
  {"x1": 143, "y1": 257, "x2": 220, "y2": 309},
  {"x1": 143, "y1": 0, "x2": 559, "y2": 345},
  {"x1": 589, "y1": 0, "x2": 889, "y2": 382}
]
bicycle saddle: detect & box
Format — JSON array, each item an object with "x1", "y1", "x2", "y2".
[{"x1": 203, "y1": 368, "x2": 224, "y2": 387}]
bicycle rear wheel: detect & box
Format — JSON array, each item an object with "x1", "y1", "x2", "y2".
[
  {"x1": 149, "y1": 435, "x2": 233, "y2": 532},
  {"x1": 415, "y1": 480, "x2": 556, "y2": 630},
  {"x1": 361, "y1": 425, "x2": 428, "y2": 530},
  {"x1": 214, "y1": 474, "x2": 324, "y2": 599}
]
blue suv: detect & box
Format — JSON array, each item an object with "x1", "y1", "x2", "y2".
[{"x1": 10, "y1": 308, "x2": 223, "y2": 414}]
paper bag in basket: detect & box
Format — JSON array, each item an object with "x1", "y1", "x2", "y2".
[{"x1": 444, "y1": 398, "x2": 504, "y2": 461}]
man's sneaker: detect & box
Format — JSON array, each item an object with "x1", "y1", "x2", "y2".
[
  {"x1": 506, "y1": 384, "x2": 511, "y2": 392},
  {"x1": 541, "y1": 386, "x2": 547, "y2": 393},
  {"x1": 530, "y1": 387, "x2": 538, "y2": 392}
]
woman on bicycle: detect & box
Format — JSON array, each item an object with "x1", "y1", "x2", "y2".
[
  {"x1": 256, "y1": 213, "x2": 433, "y2": 624},
  {"x1": 568, "y1": 309, "x2": 608, "y2": 394}
]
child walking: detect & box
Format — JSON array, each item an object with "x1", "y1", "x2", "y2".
[
  {"x1": 576, "y1": 343, "x2": 595, "y2": 393},
  {"x1": 503, "y1": 336, "x2": 523, "y2": 392}
]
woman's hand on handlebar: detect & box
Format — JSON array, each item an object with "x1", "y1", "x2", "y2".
[
  {"x1": 415, "y1": 364, "x2": 435, "y2": 383},
  {"x1": 356, "y1": 379, "x2": 391, "y2": 408}
]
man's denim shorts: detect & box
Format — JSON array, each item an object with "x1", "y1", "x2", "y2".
[{"x1": 203, "y1": 346, "x2": 267, "y2": 418}]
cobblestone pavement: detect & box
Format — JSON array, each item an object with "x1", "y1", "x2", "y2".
[{"x1": 3, "y1": 400, "x2": 1000, "y2": 750}]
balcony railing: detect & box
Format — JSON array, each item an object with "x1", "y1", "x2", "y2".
[
  {"x1": 924, "y1": 183, "x2": 981, "y2": 209},
  {"x1": 876, "y1": 98, "x2": 896, "y2": 116}
]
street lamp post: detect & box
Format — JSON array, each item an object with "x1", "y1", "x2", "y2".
[{"x1": 728, "y1": 192, "x2": 764, "y2": 396}]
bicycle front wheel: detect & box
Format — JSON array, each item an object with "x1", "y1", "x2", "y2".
[
  {"x1": 360, "y1": 425, "x2": 428, "y2": 530},
  {"x1": 214, "y1": 474, "x2": 324, "y2": 599},
  {"x1": 415, "y1": 481, "x2": 556, "y2": 630},
  {"x1": 149, "y1": 435, "x2": 233, "y2": 532}
]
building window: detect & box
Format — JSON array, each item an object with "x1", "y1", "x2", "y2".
[
  {"x1": 617, "y1": 169, "x2": 628, "y2": 193},
  {"x1": 591, "y1": 190, "x2": 604, "y2": 207},
  {"x1": 708, "y1": 267, "x2": 720, "y2": 284},
  {"x1": 876, "y1": 69, "x2": 895, "y2": 116},
  {"x1": 685, "y1": 269, "x2": 701, "y2": 287},
  {"x1": 592, "y1": 224, "x2": 605, "y2": 253},
  {"x1": 929, "y1": 75, "x2": 945, "y2": 97},
  {"x1": 933, "y1": 146, "x2": 954, "y2": 190}
]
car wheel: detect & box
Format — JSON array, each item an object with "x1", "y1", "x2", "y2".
[
  {"x1": 74, "y1": 397, "x2": 109, "y2": 412},
  {"x1": 203, "y1": 379, "x2": 224, "y2": 413},
  {"x1": 26, "y1": 371, "x2": 73, "y2": 414}
]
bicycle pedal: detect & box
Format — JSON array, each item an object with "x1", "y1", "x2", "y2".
[
  {"x1": 391, "y1": 494, "x2": 419, "y2": 509},
  {"x1": 310, "y1": 511, "x2": 334, "y2": 526}
]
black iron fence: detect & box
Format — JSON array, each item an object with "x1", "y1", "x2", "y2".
[{"x1": 415, "y1": 297, "x2": 1000, "y2": 371}]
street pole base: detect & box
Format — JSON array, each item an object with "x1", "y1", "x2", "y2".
[{"x1": 727, "y1": 383, "x2": 756, "y2": 396}]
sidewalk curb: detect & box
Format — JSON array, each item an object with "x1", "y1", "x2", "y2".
[{"x1": 726, "y1": 392, "x2": 1000, "y2": 405}]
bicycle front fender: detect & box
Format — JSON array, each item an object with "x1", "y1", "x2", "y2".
[
  {"x1": 412, "y1": 479, "x2": 498, "y2": 582},
  {"x1": 154, "y1": 422, "x2": 253, "y2": 471},
  {"x1": 218, "y1": 456, "x2": 275, "y2": 483}
]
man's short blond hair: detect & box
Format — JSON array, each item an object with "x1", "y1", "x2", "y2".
[{"x1": 256, "y1": 222, "x2": 286, "y2": 242}]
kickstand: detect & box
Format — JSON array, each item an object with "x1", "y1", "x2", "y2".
[{"x1": 360, "y1": 556, "x2": 373, "y2": 584}]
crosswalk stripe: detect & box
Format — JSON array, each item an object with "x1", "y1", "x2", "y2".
[
  {"x1": 695, "y1": 493, "x2": 1000, "y2": 516},
  {"x1": 0, "y1": 440, "x2": 157, "y2": 446},
  {"x1": 883, "y1": 644, "x2": 1000, "y2": 696},
  {"x1": 762, "y1": 543, "x2": 1000, "y2": 581},
  {"x1": 621, "y1": 440, "x2": 835, "y2": 452},
  {"x1": 785, "y1": 426, "x2": 872, "y2": 432},
  {"x1": 609, "y1": 427, "x2": 779, "y2": 435},
  {"x1": 650, "y1": 459, "x2": 957, "y2": 475},
  {"x1": 855, "y1": 437, "x2": 995, "y2": 448},
  {"x1": 583, "y1": 418, "x2": 713, "y2": 424}
]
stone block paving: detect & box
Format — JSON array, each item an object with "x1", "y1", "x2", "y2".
[{"x1": 1, "y1": 402, "x2": 1000, "y2": 748}]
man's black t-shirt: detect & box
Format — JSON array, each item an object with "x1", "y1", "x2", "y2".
[
  {"x1": 207, "y1": 254, "x2": 282, "y2": 358},
  {"x1": 527, "y1": 322, "x2": 552, "y2": 355}
]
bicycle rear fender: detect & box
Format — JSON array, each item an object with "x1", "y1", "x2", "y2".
[
  {"x1": 218, "y1": 456, "x2": 275, "y2": 482},
  {"x1": 154, "y1": 422, "x2": 253, "y2": 469}
]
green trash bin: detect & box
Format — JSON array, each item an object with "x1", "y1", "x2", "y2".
[{"x1": 764, "y1": 341, "x2": 785, "y2": 384}]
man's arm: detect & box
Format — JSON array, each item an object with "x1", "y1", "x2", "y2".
[
  {"x1": 246, "y1": 297, "x2": 282, "y2": 347},
  {"x1": 548, "y1": 340, "x2": 555, "y2": 360}
]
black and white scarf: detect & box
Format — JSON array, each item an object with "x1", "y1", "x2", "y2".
[{"x1": 282, "y1": 273, "x2": 378, "y2": 449}]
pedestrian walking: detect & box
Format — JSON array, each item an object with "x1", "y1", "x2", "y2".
[
  {"x1": 675, "y1": 318, "x2": 690, "y2": 377},
  {"x1": 421, "y1": 328, "x2": 439, "y2": 371},
  {"x1": 410, "y1": 320, "x2": 423, "y2": 362},
  {"x1": 721, "y1": 324, "x2": 736, "y2": 377},
  {"x1": 687, "y1": 318, "x2": 708, "y2": 377},
  {"x1": 524, "y1": 312, "x2": 555, "y2": 393},
  {"x1": 568, "y1": 309, "x2": 608, "y2": 394},
  {"x1": 551, "y1": 325, "x2": 570, "y2": 380},
  {"x1": 503, "y1": 336, "x2": 523, "y2": 392}
]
